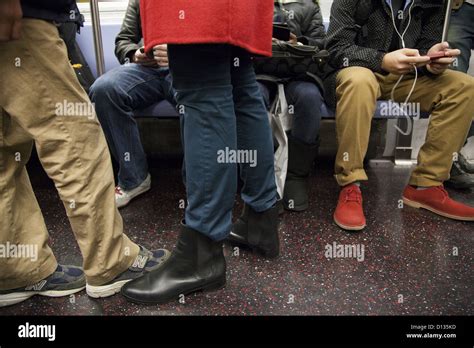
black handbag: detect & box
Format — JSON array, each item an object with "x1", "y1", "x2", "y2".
[{"x1": 253, "y1": 40, "x2": 329, "y2": 80}]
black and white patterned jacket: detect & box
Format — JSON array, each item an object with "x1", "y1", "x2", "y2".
[{"x1": 323, "y1": 0, "x2": 444, "y2": 108}]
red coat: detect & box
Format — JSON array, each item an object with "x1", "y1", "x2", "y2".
[{"x1": 140, "y1": 0, "x2": 274, "y2": 56}]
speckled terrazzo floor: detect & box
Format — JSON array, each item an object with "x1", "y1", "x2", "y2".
[{"x1": 1, "y1": 156, "x2": 472, "y2": 316}]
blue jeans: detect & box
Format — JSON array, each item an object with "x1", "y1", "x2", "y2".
[
  {"x1": 168, "y1": 44, "x2": 278, "y2": 241},
  {"x1": 449, "y1": 2, "x2": 474, "y2": 138},
  {"x1": 258, "y1": 80, "x2": 323, "y2": 145},
  {"x1": 89, "y1": 64, "x2": 175, "y2": 190}
]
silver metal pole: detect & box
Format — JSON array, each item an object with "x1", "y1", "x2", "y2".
[
  {"x1": 442, "y1": 0, "x2": 453, "y2": 42},
  {"x1": 90, "y1": 0, "x2": 105, "y2": 76}
]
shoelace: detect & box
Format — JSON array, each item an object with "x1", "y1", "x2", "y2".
[
  {"x1": 344, "y1": 187, "x2": 361, "y2": 204},
  {"x1": 115, "y1": 186, "x2": 123, "y2": 196}
]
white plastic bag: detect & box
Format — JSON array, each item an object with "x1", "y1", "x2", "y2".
[{"x1": 268, "y1": 84, "x2": 292, "y2": 198}]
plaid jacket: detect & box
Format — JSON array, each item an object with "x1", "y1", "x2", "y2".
[{"x1": 323, "y1": 0, "x2": 444, "y2": 108}]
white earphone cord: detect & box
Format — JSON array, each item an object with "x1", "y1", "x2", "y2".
[{"x1": 389, "y1": 0, "x2": 417, "y2": 109}]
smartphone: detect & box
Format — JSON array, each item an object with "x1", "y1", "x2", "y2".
[
  {"x1": 273, "y1": 23, "x2": 291, "y2": 41},
  {"x1": 426, "y1": 51, "x2": 449, "y2": 61}
]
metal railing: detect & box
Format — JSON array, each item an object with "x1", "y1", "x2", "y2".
[{"x1": 89, "y1": 0, "x2": 105, "y2": 76}]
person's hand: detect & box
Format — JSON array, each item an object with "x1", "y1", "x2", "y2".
[
  {"x1": 133, "y1": 47, "x2": 157, "y2": 66},
  {"x1": 153, "y1": 44, "x2": 169, "y2": 67},
  {"x1": 382, "y1": 48, "x2": 431, "y2": 75},
  {"x1": 289, "y1": 33, "x2": 297, "y2": 45},
  {"x1": 426, "y1": 42, "x2": 460, "y2": 75},
  {"x1": 0, "y1": 0, "x2": 22, "y2": 42}
]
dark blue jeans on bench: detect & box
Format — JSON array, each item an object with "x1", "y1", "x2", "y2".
[
  {"x1": 258, "y1": 80, "x2": 323, "y2": 145},
  {"x1": 89, "y1": 64, "x2": 175, "y2": 190},
  {"x1": 168, "y1": 44, "x2": 278, "y2": 241}
]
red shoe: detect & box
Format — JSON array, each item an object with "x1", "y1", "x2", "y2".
[
  {"x1": 333, "y1": 184, "x2": 366, "y2": 231},
  {"x1": 402, "y1": 185, "x2": 474, "y2": 221}
]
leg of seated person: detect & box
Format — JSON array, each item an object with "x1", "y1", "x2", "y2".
[
  {"x1": 89, "y1": 65, "x2": 174, "y2": 195},
  {"x1": 282, "y1": 80, "x2": 323, "y2": 211},
  {"x1": 382, "y1": 71, "x2": 474, "y2": 187},
  {"x1": 285, "y1": 80, "x2": 323, "y2": 146},
  {"x1": 332, "y1": 67, "x2": 381, "y2": 231},
  {"x1": 334, "y1": 67, "x2": 381, "y2": 187},
  {"x1": 382, "y1": 70, "x2": 474, "y2": 220}
]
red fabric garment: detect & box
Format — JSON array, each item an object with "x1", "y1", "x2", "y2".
[{"x1": 140, "y1": 0, "x2": 274, "y2": 56}]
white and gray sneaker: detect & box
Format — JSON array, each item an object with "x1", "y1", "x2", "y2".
[
  {"x1": 86, "y1": 246, "x2": 170, "y2": 298},
  {"x1": 115, "y1": 173, "x2": 151, "y2": 208},
  {"x1": 0, "y1": 265, "x2": 86, "y2": 307}
]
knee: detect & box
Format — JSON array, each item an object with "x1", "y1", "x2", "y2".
[
  {"x1": 336, "y1": 67, "x2": 379, "y2": 96},
  {"x1": 444, "y1": 72, "x2": 474, "y2": 108},
  {"x1": 89, "y1": 73, "x2": 121, "y2": 102},
  {"x1": 290, "y1": 82, "x2": 323, "y2": 104}
]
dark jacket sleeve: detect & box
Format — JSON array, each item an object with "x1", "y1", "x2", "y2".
[
  {"x1": 297, "y1": 0, "x2": 326, "y2": 48},
  {"x1": 114, "y1": 0, "x2": 142, "y2": 64},
  {"x1": 325, "y1": 0, "x2": 386, "y2": 72}
]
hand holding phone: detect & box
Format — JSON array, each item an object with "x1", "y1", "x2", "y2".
[{"x1": 426, "y1": 51, "x2": 450, "y2": 61}]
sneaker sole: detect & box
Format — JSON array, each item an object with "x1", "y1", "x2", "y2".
[
  {"x1": 402, "y1": 197, "x2": 474, "y2": 221},
  {"x1": 116, "y1": 185, "x2": 151, "y2": 209},
  {"x1": 86, "y1": 280, "x2": 131, "y2": 298},
  {"x1": 333, "y1": 215, "x2": 366, "y2": 231},
  {"x1": 0, "y1": 286, "x2": 85, "y2": 308},
  {"x1": 86, "y1": 250, "x2": 171, "y2": 299}
]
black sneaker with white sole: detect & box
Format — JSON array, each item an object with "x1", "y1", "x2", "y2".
[
  {"x1": 0, "y1": 264, "x2": 85, "y2": 307},
  {"x1": 86, "y1": 246, "x2": 170, "y2": 298}
]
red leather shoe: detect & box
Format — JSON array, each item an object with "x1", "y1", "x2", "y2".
[
  {"x1": 333, "y1": 184, "x2": 366, "y2": 231},
  {"x1": 402, "y1": 185, "x2": 474, "y2": 221}
]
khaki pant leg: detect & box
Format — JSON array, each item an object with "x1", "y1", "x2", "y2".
[
  {"x1": 381, "y1": 70, "x2": 474, "y2": 186},
  {"x1": 334, "y1": 67, "x2": 382, "y2": 186},
  {"x1": 0, "y1": 19, "x2": 139, "y2": 286},
  {"x1": 0, "y1": 110, "x2": 58, "y2": 290}
]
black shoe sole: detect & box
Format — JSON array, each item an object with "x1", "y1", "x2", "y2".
[
  {"x1": 226, "y1": 238, "x2": 279, "y2": 259},
  {"x1": 121, "y1": 276, "x2": 226, "y2": 305}
]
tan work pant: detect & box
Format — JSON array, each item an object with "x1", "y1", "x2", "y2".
[
  {"x1": 0, "y1": 19, "x2": 139, "y2": 290},
  {"x1": 334, "y1": 67, "x2": 474, "y2": 187}
]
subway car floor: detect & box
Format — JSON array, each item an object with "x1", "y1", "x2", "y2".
[{"x1": 1, "y1": 156, "x2": 472, "y2": 316}]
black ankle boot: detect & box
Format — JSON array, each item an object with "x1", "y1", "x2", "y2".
[
  {"x1": 283, "y1": 135, "x2": 319, "y2": 212},
  {"x1": 228, "y1": 204, "x2": 279, "y2": 258},
  {"x1": 121, "y1": 223, "x2": 226, "y2": 304}
]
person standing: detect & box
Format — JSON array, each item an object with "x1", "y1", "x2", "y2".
[
  {"x1": 122, "y1": 0, "x2": 279, "y2": 304},
  {"x1": 0, "y1": 0, "x2": 169, "y2": 307}
]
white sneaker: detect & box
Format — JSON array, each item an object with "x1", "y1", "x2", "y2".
[{"x1": 115, "y1": 174, "x2": 151, "y2": 208}]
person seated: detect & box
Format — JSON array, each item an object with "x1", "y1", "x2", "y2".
[
  {"x1": 89, "y1": 0, "x2": 176, "y2": 208},
  {"x1": 258, "y1": 0, "x2": 326, "y2": 212},
  {"x1": 324, "y1": 0, "x2": 474, "y2": 231},
  {"x1": 447, "y1": 0, "x2": 474, "y2": 189}
]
